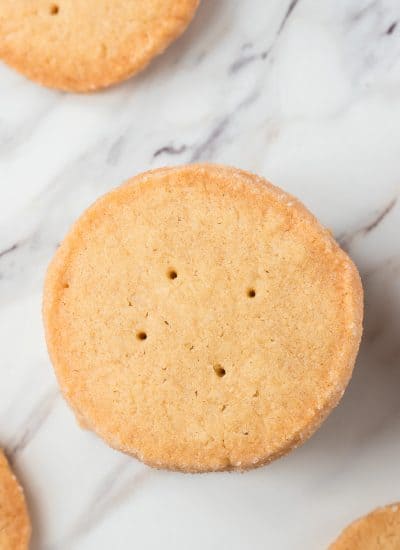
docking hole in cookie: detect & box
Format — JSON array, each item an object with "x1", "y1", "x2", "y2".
[
  {"x1": 168, "y1": 269, "x2": 178, "y2": 280},
  {"x1": 213, "y1": 365, "x2": 226, "y2": 378},
  {"x1": 0, "y1": 1, "x2": 200, "y2": 91},
  {"x1": 43, "y1": 164, "x2": 363, "y2": 472}
]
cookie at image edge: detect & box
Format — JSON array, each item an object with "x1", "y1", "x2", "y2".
[
  {"x1": 0, "y1": 450, "x2": 31, "y2": 550},
  {"x1": 330, "y1": 503, "x2": 400, "y2": 549},
  {"x1": 43, "y1": 164, "x2": 363, "y2": 472},
  {"x1": 0, "y1": 0, "x2": 199, "y2": 91}
]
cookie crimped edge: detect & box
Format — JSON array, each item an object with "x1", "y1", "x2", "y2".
[
  {"x1": 43, "y1": 163, "x2": 363, "y2": 472},
  {"x1": 0, "y1": 450, "x2": 31, "y2": 549},
  {"x1": 0, "y1": 0, "x2": 200, "y2": 92}
]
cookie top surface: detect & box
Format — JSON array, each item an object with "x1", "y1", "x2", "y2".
[
  {"x1": 0, "y1": 0, "x2": 199, "y2": 91},
  {"x1": 330, "y1": 504, "x2": 400, "y2": 549},
  {"x1": 43, "y1": 164, "x2": 363, "y2": 472},
  {"x1": 0, "y1": 451, "x2": 31, "y2": 550}
]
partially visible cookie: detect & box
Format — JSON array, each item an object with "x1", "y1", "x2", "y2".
[
  {"x1": 0, "y1": 0, "x2": 199, "y2": 91},
  {"x1": 43, "y1": 164, "x2": 363, "y2": 472},
  {"x1": 330, "y1": 504, "x2": 400, "y2": 549},
  {"x1": 0, "y1": 450, "x2": 31, "y2": 550}
]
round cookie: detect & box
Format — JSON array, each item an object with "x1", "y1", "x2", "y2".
[
  {"x1": 0, "y1": 0, "x2": 199, "y2": 92},
  {"x1": 330, "y1": 504, "x2": 400, "y2": 549},
  {"x1": 43, "y1": 164, "x2": 363, "y2": 472},
  {"x1": 0, "y1": 450, "x2": 31, "y2": 550}
]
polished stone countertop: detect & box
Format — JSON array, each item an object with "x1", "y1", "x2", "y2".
[{"x1": 1, "y1": 1, "x2": 400, "y2": 548}]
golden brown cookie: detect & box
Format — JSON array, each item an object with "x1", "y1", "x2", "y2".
[
  {"x1": 330, "y1": 503, "x2": 400, "y2": 549},
  {"x1": 0, "y1": 0, "x2": 199, "y2": 92},
  {"x1": 43, "y1": 164, "x2": 363, "y2": 472},
  {"x1": 0, "y1": 450, "x2": 31, "y2": 550}
]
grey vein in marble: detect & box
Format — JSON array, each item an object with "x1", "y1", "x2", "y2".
[
  {"x1": 340, "y1": 196, "x2": 398, "y2": 250},
  {"x1": 8, "y1": 388, "x2": 59, "y2": 460},
  {"x1": 1, "y1": 1, "x2": 400, "y2": 548},
  {"x1": 50, "y1": 462, "x2": 151, "y2": 550}
]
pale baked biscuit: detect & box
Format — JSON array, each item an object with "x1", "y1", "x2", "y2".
[
  {"x1": 43, "y1": 164, "x2": 363, "y2": 472},
  {"x1": 0, "y1": 450, "x2": 31, "y2": 550},
  {"x1": 0, "y1": 0, "x2": 199, "y2": 91},
  {"x1": 330, "y1": 503, "x2": 400, "y2": 549}
]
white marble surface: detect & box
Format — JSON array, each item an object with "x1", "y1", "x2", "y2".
[{"x1": 1, "y1": 0, "x2": 400, "y2": 548}]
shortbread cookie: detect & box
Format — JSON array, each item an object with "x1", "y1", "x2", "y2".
[
  {"x1": 330, "y1": 504, "x2": 400, "y2": 549},
  {"x1": 0, "y1": 0, "x2": 199, "y2": 91},
  {"x1": 0, "y1": 450, "x2": 31, "y2": 550},
  {"x1": 43, "y1": 164, "x2": 363, "y2": 472}
]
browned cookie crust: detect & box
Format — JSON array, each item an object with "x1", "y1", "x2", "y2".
[
  {"x1": 0, "y1": 0, "x2": 199, "y2": 91},
  {"x1": 43, "y1": 164, "x2": 363, "y2": 472},
  {"x1": 0, "y1": 450, "x2": 31, "y2": 550},
  {"x1": 330, "y1": 503, "x2": 400, "y2": 549}
]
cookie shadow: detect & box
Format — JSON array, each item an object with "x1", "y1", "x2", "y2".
[{"x1": 291, "y1": 260, "x2": 400, "y2": 466}]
